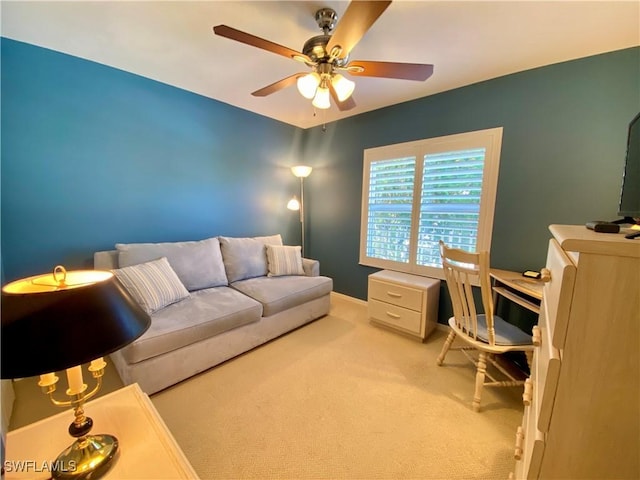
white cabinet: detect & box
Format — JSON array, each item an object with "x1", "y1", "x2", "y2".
[
  {"x1": 367, "y1": 270, "x2": 440, "y2": 340},
  {"x1": 512, "y1": 225, "x2": 640, "y2": 479},
  {"x1": 5, "y1": 384, "x2": 198, "y2": 479}
]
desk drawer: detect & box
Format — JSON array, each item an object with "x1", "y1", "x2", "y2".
[
  {"x1": 368, "y1": 279, "x2": 423, "y2": 311},
  {"x1": 542, "y1": 239, "x2": 576, "y2": 350},
  {"x1": 369, "y1": 298, "x2": 422, "y2": 334}
]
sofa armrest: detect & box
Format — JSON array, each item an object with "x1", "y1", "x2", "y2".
[{"x1": 302, "y1": 258, "x2": 319, "y2": 277}]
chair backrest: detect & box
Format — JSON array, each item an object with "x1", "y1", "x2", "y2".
[{"x1": 439, "y1": 240, "x2": 496, "y2": 345}]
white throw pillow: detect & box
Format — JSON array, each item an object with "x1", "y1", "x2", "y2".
[
  {"x1": 265, "y1": 245, "x2": 305, "y2": 277},
  {"x1": 113, "y1": 257, "x2": 190, "y2": 314}
]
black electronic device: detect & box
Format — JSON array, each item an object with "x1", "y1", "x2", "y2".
[
  {"x1": 586, "y1": 113, "x2": 640, "y2": 239},
  {"x1": 522, "y1": 270, "x2": 541, "y2": 279},
  {"x1": 613, "y1": 112, "x2": 640, "y2": 239},
  {"x1": 585, "y1": 221, "x2": 621, "y2": 233},
  {"x1": 618, "y1": 112, "x2": 640, "y2": 221}
]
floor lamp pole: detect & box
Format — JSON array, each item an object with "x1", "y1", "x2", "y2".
[
  {"x1": 290, "y1": 165, "x2": 312, "y2": 258},
  {"x1": 300, "y1": 176, "x2": 305, "y2": 257}
]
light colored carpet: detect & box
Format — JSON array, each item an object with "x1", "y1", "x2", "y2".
[
  {"x1": 8, "y1": 293, "x2": 523, "y2": 479},
  {"x1": 150, "y1": 294, "x2": 523, "y2": 479}
]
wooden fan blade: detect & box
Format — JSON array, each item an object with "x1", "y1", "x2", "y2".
[
  {"x1": 213, "y1": 25, "x2": 311, "y2": 63},
  {"x1": 346, "y1": 60, "x2": 434, "y2": 81},
  {"x1": 326, "y1": 1, "x2": 391, "y2": 59},
  {"x1": 329, "y1": 83, "x2": 357, "y2": 111},
  {"x1": 252, "y1": 74, "x2": 303, "y2": 97}
]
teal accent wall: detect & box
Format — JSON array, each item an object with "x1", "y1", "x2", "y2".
[
  {"x1": 2, "y1": 37, "x2": 638, "y2": 314},
  {"x1": 303, "y1": 47, "x2": 640, "y2": 305},
  {"x1": 1, "y1": 38, "x2": 304, "y2": 282}
]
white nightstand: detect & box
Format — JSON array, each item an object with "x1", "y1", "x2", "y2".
[
  {"x1": 4, "y1": 383, "x2": 198, "y2": 479},
  {"x1": 368, "y1": 270, "x2": 440, "y2": 340}
]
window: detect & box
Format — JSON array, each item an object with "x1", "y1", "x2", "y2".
[{"x1": 360, "y1": 128, "x2": 503, "y2": 280}]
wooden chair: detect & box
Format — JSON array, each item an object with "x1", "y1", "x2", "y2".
[{"x1": 436, "y1": 240, "x2": 535, "y2": 412}]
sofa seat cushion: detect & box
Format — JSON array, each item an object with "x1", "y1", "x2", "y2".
[
  {"x1": 231, "y1": 275, "x2": 333, "y2": 317},
  {"x1": 120, "y1": 286, "x2": 262, "y2": 364}
]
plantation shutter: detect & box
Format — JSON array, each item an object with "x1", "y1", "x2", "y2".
[
  {"x1": 360, "y1": 127, "x2": 501, "y2": 279},
  {"x1": 416, "y1": 148, "x2": 486, "y2": 267},
  {"x1": 365, "y1": 157, "x2": 416, "y2": 263}
]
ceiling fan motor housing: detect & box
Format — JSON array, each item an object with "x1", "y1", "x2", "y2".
[
  {"x1": 301, "y1": 8, "x2": 349, "y2": 67},
  {"x1": 302, "y1": 35, "x2": 331, "y2": 63},
  {"x1": 302, "y1": 35, "x2": 349, "y2": 67}
]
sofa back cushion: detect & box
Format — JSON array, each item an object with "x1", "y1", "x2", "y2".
[
  {"x1": 116, "y1": 237, "x2": 228, "y2": 291},
  {"x1": 219, "y1": 234, "x2": 283, "y2": 283}
]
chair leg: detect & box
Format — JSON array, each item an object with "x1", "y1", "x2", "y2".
[
  {"x1": 437, "y1": 331, "x2": 456, "y2": 366},
  {"x1": 472, "y1": 352, "x2": 488, "y2": 412}
]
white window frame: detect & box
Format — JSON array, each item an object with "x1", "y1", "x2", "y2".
[{"x1": 359, "y1": 127, "x2": 503, "y2": 280}]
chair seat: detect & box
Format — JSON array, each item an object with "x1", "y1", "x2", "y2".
[{"x1": 453, "y1": 314, "x2": 532, "y2": 346}]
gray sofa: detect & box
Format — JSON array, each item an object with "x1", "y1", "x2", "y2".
[{"x1": 94, "y1": 234, "x2": 332, "y2": 394}]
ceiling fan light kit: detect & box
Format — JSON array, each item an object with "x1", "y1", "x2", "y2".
[
  {"x1": 332, "y1": 74, "x2": 355, "y2": 102},
  {"x1": 297, "y1": 71, "x2": 355, "y2": 109},
  {"x1": 311, "y1": 84, "x2": 331, "y2": 110},
  {"x1": 297, "y1": 72, "x2": 320, "y2": 99},
  {"x1": 213, "y1": 1, "x2": 433, "y2": 114}
]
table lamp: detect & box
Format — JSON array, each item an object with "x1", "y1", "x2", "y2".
[{"x1": 1, "y1": 265, "x2": 151, "y2": 479}]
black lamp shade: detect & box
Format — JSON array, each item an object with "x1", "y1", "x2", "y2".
[{"x1": 1, "y1": 271, "x2": 151, "y2": 379}]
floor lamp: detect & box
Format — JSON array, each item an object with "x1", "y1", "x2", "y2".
[{"x1": 287, "y1": 165, "x2": 312, "y2": 257}]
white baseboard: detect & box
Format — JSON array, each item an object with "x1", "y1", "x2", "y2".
[{"x1": 330, "y1": 291, "x2": 368, "y2": 307}]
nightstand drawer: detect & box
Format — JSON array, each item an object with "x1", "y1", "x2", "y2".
[
  {"x1": 369, "y1": 298, "x2": 422, "y2": 334},
  {"x1": 368, "y1": 278, "x2": 422, "y2": 311},
  {"x1": 367, "y1": 270, "x2": 440, "y2": 341}
]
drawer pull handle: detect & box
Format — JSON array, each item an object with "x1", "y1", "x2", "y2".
[
  {"x1": 523, "y1": 378, "x2": 533, "y2": 406},
  {"x1": 532, "y1": 325, "x2": 541, "y2": 347},
  {"x1": 540, "y1": 268, "x2": 551, "y2": 283},
  {"x1": 386, "y1": 312, "x2": 401, "y2": 319},
  {"x1": 386, "y1": 291, "x2": 402, "y2": 298},
  {"x1": 514, "y1": 426, "x2": 524, "y2": 460}
]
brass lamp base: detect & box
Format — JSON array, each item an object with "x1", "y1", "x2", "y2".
[{"x1": 52, "y1": 434, "x2": 119, "y2": 480}]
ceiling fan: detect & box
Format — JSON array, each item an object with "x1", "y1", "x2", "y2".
[{"x1": 213, "y1": 1, "x2": 434, "y2": 111}]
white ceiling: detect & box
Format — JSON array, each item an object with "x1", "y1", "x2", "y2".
[{"x1": 2, "y1": 1, "x2": 639, "y2": 129}]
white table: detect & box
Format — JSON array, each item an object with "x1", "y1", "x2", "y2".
[
  {"x1": 4, "y1": 383, "x2": 198, "y2": 479},
  {"x1": 490, "y1": 268, "x2": 544, "y2": 314}
]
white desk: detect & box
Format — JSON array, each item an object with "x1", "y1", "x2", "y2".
[
  {"x1": 490, "y1": 268, "x2": 543, "y2": 314},
  {"x1": 5, "y1": 383, "x2": 198, "y2": 479}
]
